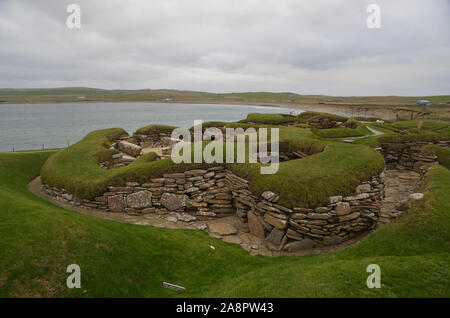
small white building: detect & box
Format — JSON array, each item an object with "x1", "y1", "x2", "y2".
[{"x1": 416, "y1": 100, "x2": 431, "y2": 106}]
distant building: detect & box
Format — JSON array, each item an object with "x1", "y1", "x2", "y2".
[
  {"x1": 77, "y1": 96, "x2": 85, "y2": 99},
  {"x1": 416, "y1": 100, "x2": 431, "y2": 106}
]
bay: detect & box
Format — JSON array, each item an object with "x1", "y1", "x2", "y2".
[{"x1": 0, "y1": 102, "x2": 298, "y2": 152}]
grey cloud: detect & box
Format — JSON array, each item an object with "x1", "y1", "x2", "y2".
[{"x1": 0, "y1": 0, "x2": 449, "y2": 95}]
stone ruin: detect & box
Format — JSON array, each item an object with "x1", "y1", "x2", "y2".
[
  {"x1": 43, "y1": 164, "x2": 386, "y2": 252},
  {"x1": 100, "y1": 127, "x2": 312, "y2": 169},
  {"x1": 380, "y1": 139, "x2": 448, "y2": 173},
  {"x1": 100, "y1": 130, "x2": 177, "y2": 169},
  {"x1": 46, "y1": 127, "x2": 450, "y2": 253}
]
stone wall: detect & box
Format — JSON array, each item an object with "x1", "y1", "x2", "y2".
[
  {"x1": 133, "y1": 131, "x2": 173, "y2": 149},
  {"x1": 42, "y1": 166, "x2": 386, "y2": 250},
  {"x1": 227, "y1": 171, "x2": 385, "y2": 250},
  {"x1": 380, "y1": 140, "x2": 448, "y2": 173},
  {"x1": 43, "y1": 166, "x2": 233, "y2": 217}
]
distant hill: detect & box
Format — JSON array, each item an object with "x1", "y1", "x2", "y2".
[{"x1": 0, "y1": 87, "x2": 449, "y2": 108}]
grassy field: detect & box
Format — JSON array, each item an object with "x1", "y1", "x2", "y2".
[
  {"x1": 349, "y1": 119, "x2": 450, "y2": 148},
  {"x1": 371, "y1": 120, "x2": 449, "y2": 135},
  {"x1": 424, "y1": 145, "x2": 450, "y2": 169},
  {"x1": 0, "y1": 151, "x2": 449, "y2": 297},
  {"x1": 1, "y1": 87, "x2": 448, "y2": 105},
  {"x1": 1, "y1": 88, "x2": 449, "y2": 121}
]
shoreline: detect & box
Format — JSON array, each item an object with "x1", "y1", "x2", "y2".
[{"x1": 2, "y1": 99, "x2": 445, "y2": 120}]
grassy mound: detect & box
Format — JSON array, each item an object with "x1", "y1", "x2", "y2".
[
  {"x1": 297, "y1": 111, "x2": 348, "y2": 122},
  {"x1": 40, "y1": 128, "x2": 194, "y2": 199},
  {"x1": 378, "y1": 134, "x2": 450, "y2": 144},
  {"x1": 240, "y1": 113, "x2": 301, "y2": 125},
  {"x1": 372, "y1": 120, "x2": 449, "y2": 135},
  {"x1": 41, "y1": 122, "x2": 384, "y2": 208},
  {"x1": 311, "y1": 123, "x2": 371, "y2": 138},
  {"x1": 354, "y1": 120, "x2": 449, "y2": 148},
  {"x1": 423, "y1": 144, "x2": 450, "y2": 169},
  {"x1": 135, "y1": 124, "x2": 178, "y2": 135},
  {"x1": 0, "y1": 152, "x2": 448, "y2": 297}
]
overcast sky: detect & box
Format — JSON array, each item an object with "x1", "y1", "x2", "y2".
[{"x1": 0, "y1": 0, "x2": 449, "y2": 96}]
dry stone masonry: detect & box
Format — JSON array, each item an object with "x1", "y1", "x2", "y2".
[
  {"x1": 41, "y1": 126, "x2": 450, "y2": 253},
  {"x1": 227, "y1": 171, "x2": 385, "y2": 250},
  {"x1": 375, "y1": 137, "x2": 449, "y2": 224},
  {"x1": 380, "y1": 139, "x2": 448, "y2": 173},
  {"x1": 133, "y1": 130, "x2": 173, "y2": 149},
  {"x1": 43, "y1": 166, "x2": 386, "y2": 251},
  {"x1": 100, "y1": 131, "x2": 177, "y2": 169}
]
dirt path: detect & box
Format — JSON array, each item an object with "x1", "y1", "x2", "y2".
[
  {"x1": 366, "y1": 126, "x2": 384, "y2": 136},
  {"x1": 340, "y1": 125, "x2": 384, "y2": 142}
]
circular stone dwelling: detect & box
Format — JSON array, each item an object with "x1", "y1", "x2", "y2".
[{"x1": 41, "y1": 113, "x2": 430, "y2": 253}]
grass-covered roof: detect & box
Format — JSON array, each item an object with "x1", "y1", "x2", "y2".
[{"x1": 41, "y1": 114, "x2": 385, "y2": 208}]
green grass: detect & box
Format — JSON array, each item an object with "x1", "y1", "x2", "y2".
[
  {"x1": 40, "y1": 128, "x2": 200, "y2": 200},
  {"x1": 353, "y1": 120, "x2": 450, "y2": 148},
  {"x1": 353, "y1": 124, "x2": 399, "y2": 147},
  {"x1": 424, "y1": 145, "x2": 450, "y2": 169},
  {"x1": 240, "y1": 113, "x2": 302, "y2": 125},
  {"x1": 229, "y1": 141, "x2": 384, "y2": 208},
  {"x1": 40, "y1": 123, "x2": 384, "y2": 208},
  {"x1": 135, "y1": 124, "x2": 178, "y2": 135},
  {"x1": 297, "y1": 111, "x2": 348, "y2": 122},
  {"x1": 0, "y1": 152, "x2": 448, "y2": 297},
  {"x1": 311, "y1": 124, "x2": 371, "y2": 138},
  {"x1": 1, "y1": 88, "x2": 449, "y2": 106},
  {"x1": 372, "y1": 120, "x2": 449, "y2": 135},
  {"x1": 2, "y1": 88, "x2": 449, "y2": 121}
]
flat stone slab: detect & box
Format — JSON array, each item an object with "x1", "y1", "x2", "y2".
[
  {"x1": 247, "y1": 210, "x2": 265, "y2": 238},
  {"x1": 126, "y1": 190, "x2": 152, "y2": 209},
  {"x1": 117, "y1": 141, "x2": 142, "y2": 157},
  {"x1": 207, "y1": 221, "x2": 238, "y2": 236},
  {"x1": 160, "y1": 192, "x2": 186, "y2": 211}
]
